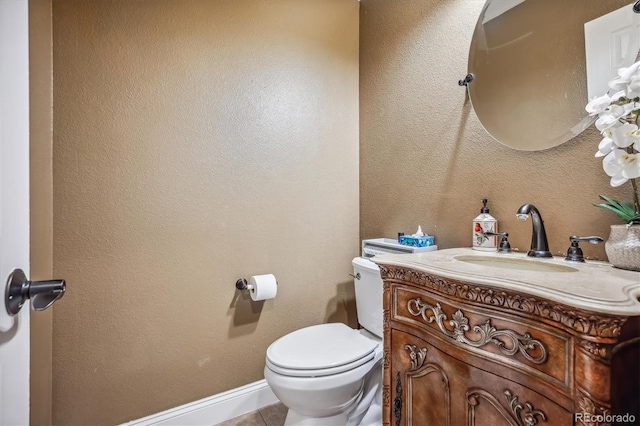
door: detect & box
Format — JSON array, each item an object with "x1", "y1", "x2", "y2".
[
  {"x1": 584, "y1": 4, "x2": 640, "y2": 99},
  {"x1": 0, "y1": 1, "x2": 30, "y2": 424}
]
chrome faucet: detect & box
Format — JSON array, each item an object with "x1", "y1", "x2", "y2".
[{"x1": 516, "y1": 204, "x2": 552, "y2": 258}]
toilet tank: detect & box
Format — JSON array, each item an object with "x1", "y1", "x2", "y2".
[{"x1": 352, "y1": 257, "x2": 383, "y2": 338}]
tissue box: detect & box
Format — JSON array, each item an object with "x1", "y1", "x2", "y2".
[{"x1": 399, "y1": 235, "x2": 435, "y2": 247}]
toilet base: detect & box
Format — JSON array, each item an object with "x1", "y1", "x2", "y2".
[
  {"x1": 282, "y1": 386, "x2": 382, "y2": 426},
  {"x1": 358, "y1": 398, "x2": 382, "y2": 426},
  {"x1": 284, "y1": 408, "x2": 349, "y2": 426},
  {"x1": 284, "y1": 404, "x2": 381, "y2": 426}
]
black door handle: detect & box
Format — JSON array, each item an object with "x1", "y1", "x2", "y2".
[{"x1": 5, "y1": 269, "x2": 65, "y2": 315}]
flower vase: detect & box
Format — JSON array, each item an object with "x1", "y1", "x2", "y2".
[{"x1": 605, "y1": 225, "x2": 640, "y2": 272}]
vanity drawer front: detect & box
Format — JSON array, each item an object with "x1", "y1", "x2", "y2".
[{"x1": 391, "y1": 286, "x2": 571, "y2": 389}]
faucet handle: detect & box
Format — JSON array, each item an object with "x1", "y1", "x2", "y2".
[
  {"x1": 482, "y1": 231, "x2": 512, "y2": 253},
  {"x1": 565, "y1": 235, "x2": 604, "y2": 262}
]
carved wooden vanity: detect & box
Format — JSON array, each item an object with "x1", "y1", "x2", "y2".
[{"x1": 373, "y1": 249, "x2": 640, "y2": 426}]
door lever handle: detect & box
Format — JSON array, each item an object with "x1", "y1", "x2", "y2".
[{"x1": 5, "y1": 269, "x2": 66, "y2": 315}]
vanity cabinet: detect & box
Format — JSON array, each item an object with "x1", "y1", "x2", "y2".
[{"x1": 377, "y1": 261, "x2": 640, "y2": 426}]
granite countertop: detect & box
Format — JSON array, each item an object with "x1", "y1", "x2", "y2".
[{"x1": 371, "y1": 248, "x2": 640, "y2": 316}]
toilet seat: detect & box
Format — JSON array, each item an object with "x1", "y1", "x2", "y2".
[
  {"x1": 266, "y1": 323, "x2": 378, "y2": 378},
  {"x1": 265, "y1": 352, "x2": 375, "y2": 377}
]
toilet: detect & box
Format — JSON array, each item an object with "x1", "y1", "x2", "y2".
[{"x1": 264, "y1": 257, "x2": 383, "y2": 426}]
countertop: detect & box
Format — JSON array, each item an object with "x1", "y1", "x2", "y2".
[{"x1": 371, "y1": 248, "x2": 640, "y2": 316}]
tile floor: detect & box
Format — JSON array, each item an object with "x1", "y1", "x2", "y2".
[{"x1": 216, "y1": 402, "x2": 288, "y2": 426}]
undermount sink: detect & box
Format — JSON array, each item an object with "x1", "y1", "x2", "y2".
[{"x1": 454, "y1": 255, "x2": 579, "y2": 273}]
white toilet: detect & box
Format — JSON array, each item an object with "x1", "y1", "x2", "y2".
[{"x1": 264, "y1": 257, "x2": 383, "y2": 426}]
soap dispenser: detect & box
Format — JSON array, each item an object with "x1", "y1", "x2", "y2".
[{"x1": 472, "y1": 199, "x2": 498, "y2": 251}]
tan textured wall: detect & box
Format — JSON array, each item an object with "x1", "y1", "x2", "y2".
[
  {"x1": 360, "y1": 0, "x2": 628, "y2": 260},
  {"x1": 30, "y1": 0, "x2": 53, "y2": 424},
  {"x1": 52, "y1": 1, "x2": 359, "y2": 424}
]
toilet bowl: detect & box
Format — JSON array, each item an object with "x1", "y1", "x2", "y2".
[{"x1": 264, "y1": 258, "x2": 383, "y2": 425}]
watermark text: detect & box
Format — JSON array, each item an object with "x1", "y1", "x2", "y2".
[{"x1": 574, "y1": 413, "x2": 636, "y2": 424}]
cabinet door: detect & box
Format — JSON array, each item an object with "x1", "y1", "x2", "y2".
[{"x1": 389, "y1": 329, "x2": 571, "y2": 426}]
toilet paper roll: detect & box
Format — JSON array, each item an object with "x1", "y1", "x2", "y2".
[{"x1": 249, "y1": 274, "x2": 278, "y2": 301}]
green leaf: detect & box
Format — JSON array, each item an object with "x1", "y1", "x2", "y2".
[
  {"x1": 593, "y1": 203, "x2": 633, "y2": 222},
  {"x1": 594, "y1": 194, "x2": 640, "y2": 224},
  {"x1": 618, "y1": 201, "x2": 637, "y2": 216},
  {"x1": 598, "y1": 195, "x2": 625, "y2": 210}
]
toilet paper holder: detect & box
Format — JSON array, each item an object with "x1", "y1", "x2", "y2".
[
  {"x1": 235, "y1": 278, "x2": 252, "y2": 292},
  {"x1": 235, "y1": 275, "x2": 278, "y2": 301}
]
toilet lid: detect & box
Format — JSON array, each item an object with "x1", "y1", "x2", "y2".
[{"x1": 266, "y1": 323, "x2": 377, "y2": 371}]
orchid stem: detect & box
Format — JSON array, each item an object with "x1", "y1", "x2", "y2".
[{"x1": 632, "y1": 178, "x2": 640, "y2": 216}]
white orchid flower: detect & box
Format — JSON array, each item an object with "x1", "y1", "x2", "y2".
[
  {"x1": 610, "y1": 123, "x2": 639, "y2": 148},
  {"x1": 595, "y1": 137, "x2": 615, "y2": 157},
  {"x1": 618, "y1": 60, "x2": 640, "y2": 82},
  {"x1": 609, "y1": 90, "x2": 627, "y2": 102},
  {"x1": 609, "y1": 77, "x2": 629, "y2": 92},
  {"x1": 609, "y1": 103, "x2": 629, "y2": 117},
  {"x1": 585, "y1": 93, "x2": 612, "y2": 115},
  {"x1": 590, "y1": 61, "x2": 640, "y2": 225},
  {"x1": 603, "y1": 149, "x2": 640, "y2": 187},
  {"x1": 595, "y1": 104, "x2": 627, "y2": 131},
  {"x1": 609, "y1": 60, "x2": 640, "y2": 91},
  {"x1": 587, "y1": 90, "x2": 628, "y2": 116},
  {"x1": 595, "y1": 114, "x2": 619, "y2": 131},
  {"x1": 620, "y1": 151, "x2": 640, "y2": 179}
]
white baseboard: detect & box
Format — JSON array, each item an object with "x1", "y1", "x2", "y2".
[{"x1": 122, "y1": 379, "x2": 280, "y2": 426}]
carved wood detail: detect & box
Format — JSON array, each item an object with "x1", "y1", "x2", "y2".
[
  {"x1": 466, "y1": 388, "x2": 547, "y2": 426},
  {"x1": 467, "y1": 388, "x2": 518, "y2": 426},
  {"x1": 383, "y1": 309, "x2": 390, "y2": 330},
  {"x1": 504, "y1": 389, "x2": 547, "y2": 426},
  {"x1": 383, "y1": 385, "x2": 390, "y2": 405},
  {"x1": 576, "y1": 389, "x2": 611, "y2": 426},
  {"x1": 379, "y1": 265, "x2": 626, "y2": 338},
  {"x1": 577, "y1": 339, "x2": 613, "y2": 362},
  {"x1": 404, "y1": 344, "x2": 427, "y2": 370},
  {"x1": 407, "y1": 297, "x2": 548, "y2": 363}
]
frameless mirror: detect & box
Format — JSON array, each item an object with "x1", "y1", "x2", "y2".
[{"x1": 467, "y1": 0, "x2": 640, "y2": 151}]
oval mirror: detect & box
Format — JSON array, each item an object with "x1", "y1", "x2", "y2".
[{"x1": 467, "y1": 0, "x2": 640, "y2": 151}]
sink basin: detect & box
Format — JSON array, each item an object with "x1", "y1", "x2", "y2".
[{"x1": 454, "y1": 255, "x2": 579, "y2": 273}]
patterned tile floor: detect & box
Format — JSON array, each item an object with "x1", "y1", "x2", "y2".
[{"x1": 216, "y1": 402, "x2": 288, "y2": 426}]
